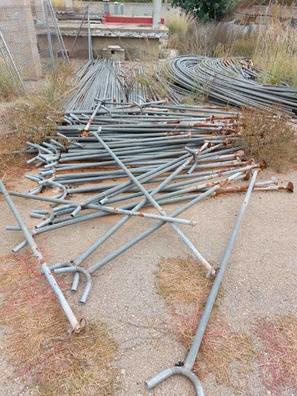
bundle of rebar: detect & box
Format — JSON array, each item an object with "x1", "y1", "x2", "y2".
[
  {"x1": 65, "y1": 59, "x2": 158, "y2": 112},
  {"x1": 158, "y1": 56, "x2": 297, "y2": 114}
]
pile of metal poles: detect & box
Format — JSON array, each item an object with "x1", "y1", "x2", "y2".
[
  {"x1": 65, "y1": 59, "x2": 158, "y2": 112},
  {"x1": 158, "y1": 56, "x2": 297, "y2": 114},
  {"x1": 4, "y1": 102, "x2": 292, "y2": 307},
  {"x1": 1, "y1": 100, "x2": 293, "y2": 394}
]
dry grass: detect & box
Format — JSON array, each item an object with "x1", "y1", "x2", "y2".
[
  {"x1": 167, "y1": 16, "x2": 255, "y2": 58},
  {"x1": 0, "y1": 63, "x2": 74, "y2": 177},
  {"x1": 0, "y1": 62, "x2": 23, "y2": 101},
  {"x1": 253, "y1": 315, "x2": 297, "y2": 393},
  {"x1": 167, "y1": 9, "x2": 296, "y2": 87},
  {"x1": 155, "y1": 256, "x2": 213, "y2": 306},
  {"x1": 156, "y1": 257, "x2": 255, "y2": 391},
  {"x1": 136, "y1": 65, "x2": 168, "y2": 99},
  {"x1": 0, "y1": 253, "x2": 118, "y2": 395},
  {"x1": 165, "y1": 11, "x2": 192, "y2": 34},
  {"x1": 240, "y1": 108, "x2": 296, "y2": 171},
  {"x1": 178, "y1": 310, "x2": 255, "y2": 392},
  {"x1": 254, "y1": 20, "x2": 297, "y2": 87}
]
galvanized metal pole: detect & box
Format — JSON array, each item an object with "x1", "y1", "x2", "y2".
[
  {"x1": 0, "y1": 181, "x2": 83, "y2": 333},
  {"x1": 87, "y1": 5, "x2": 93, "y2": 62},
  {"x1": 44, "y1": 0, "x2": 55, "y2": 69},
  {"x1": 0, "y1": 181, "x2": 42, "y2": 259},
  {"x1": 146, "y1": 170, "x2": 259, "y2": 395},
  {"x1": 42, "y1": 264, "x2": 83, "y2": 332},
  {"x1": 153, "y1": 0, "x2": 162, "y2": 30}
]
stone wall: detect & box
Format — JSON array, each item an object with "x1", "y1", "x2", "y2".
[{"x1": 0, "y1": 0, "x2": 42, "y2": 80}]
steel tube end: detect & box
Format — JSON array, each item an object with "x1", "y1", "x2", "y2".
[
  {"x1": 11, "y1": 240, "x2": 28, "y2": 253},
  {"x1": 71, "y1": 272, "x2": 80, "y2": 291},
  {"x1": 71, "y1": 318, "x2": 87, "y2": 334},
  {"x1": 71, "y1": 205, "x2": 82, "y2": 217}
]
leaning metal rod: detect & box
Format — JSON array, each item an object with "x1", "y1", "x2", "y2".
[
  {"x1": 0, "y1": 181, "x2": 42, "y2": 259},
  {"x1": 8, "y1": 190, "x2": 193, "y2": 226},
  {"x1": 87, "y1": 5, "x2": 93, "y2": 62},
  {"x1": 93, "y1": 131, "x2": 214, "y2": 275},
  {"x1": 42, "y1": 264, "x2": 84, "y2": 332},
  {"x1": 146, "y1": 170, "x2": 259, "y2": 395},
  {"x1": 96, "y1": 204, "x2": 195, "y2": 226},
  {"x1": 81, "y1": 99, "x2": 105, "y2": 136},
  {"x1": 0, "y1": 181, "x2": 82, "y2": 332},
  {"x1": 10, "y1": 191, "x2": 196, "y2": 226},
  {"x1": 0, "y1": 30, "x2": 25, "y2": 92}
]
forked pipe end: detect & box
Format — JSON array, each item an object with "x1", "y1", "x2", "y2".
[{"x1": 145, "y1": 367, "x2": 204, "y2": 396}]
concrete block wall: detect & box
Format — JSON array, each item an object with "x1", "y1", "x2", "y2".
[
  {"x1": 83, "y1": 1, "x2": 178, "y2": 19},
  {"x1": 0, "y1": 0, "x2": 42, "y2": 80}
]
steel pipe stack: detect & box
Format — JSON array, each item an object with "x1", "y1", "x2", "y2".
[
  {"x1": 11, "y1": 102, "x2": 288, "y2": 299},
  {"x1": 65, "y1": 59, "x2": 159, "y2": 112}
]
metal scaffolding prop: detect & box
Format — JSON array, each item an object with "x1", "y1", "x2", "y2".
[{"x1": 146, "y1": 170, "x2": 259, "y2": 395}]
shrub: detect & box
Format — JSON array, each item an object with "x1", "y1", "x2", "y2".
[
  {"x1": 254, "y1": 22, "x2": 297, "y2": 87},
  {"x1": 0, "y1": 63, "x2": 74, "y2": 176},
  {"x1": 165, "y1": 11, "x2": 192, "y2": 34},
  {"x1": 168, "y1": 19, "x2": 256, "y2": 58},
  {"x1": 171, "y1": 0, "x2": 239, "y2": 21},
  {"x1": 240, "y1": 108, "x2": 296, "y2": 172},
  {"x1": 0, "y1": 61, "x2": 23, "y2": 101}
]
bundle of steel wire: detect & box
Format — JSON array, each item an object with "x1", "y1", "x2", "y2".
[{"x1": 158, "y1": 56, "x2": 297, "y2": 114}]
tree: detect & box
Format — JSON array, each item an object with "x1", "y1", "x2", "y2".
[{"x1": 171, "y1": 0, "x2": 237, "y2": 21}]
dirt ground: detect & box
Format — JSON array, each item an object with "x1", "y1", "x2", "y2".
[{"x1": 0, "y1": 166, "x2": 296, "y2": 396}]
